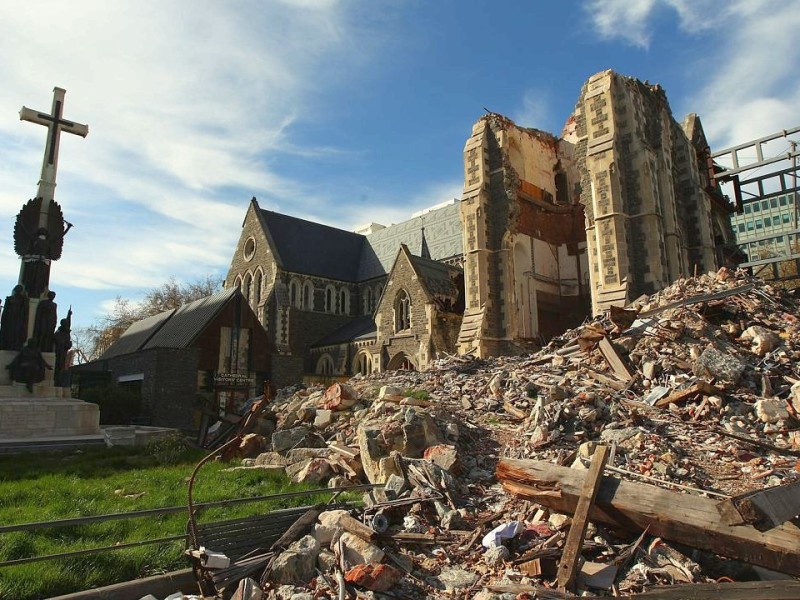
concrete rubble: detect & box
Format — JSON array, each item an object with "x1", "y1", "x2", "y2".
[{"x1": 185, "y1": 269, "x2": 800, "y2": 599}]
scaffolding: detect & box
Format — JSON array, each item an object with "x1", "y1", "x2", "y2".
[{"x1": 713, "y1": 126, "x2": 800, "y2": 283}]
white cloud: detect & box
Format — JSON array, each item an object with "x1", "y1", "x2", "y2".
[
  {"x1": 0, "y1": 0, "x2": 374, "y2": 323},
  {"x1": 694, "y1": 2, "x2": 800, "y2": 148},
  {"x1": 584, "y1": 0, "x2": 718, "y2": 48},
  {"x1": 583, "y1": 0, "x2": 800, "y2": 150},
  {"x1": 584, "y1": 0, "x2": 658, "y2": 48},
  {"x1": 513, "y1": 89, "x2": 551, "y2": 130},
  {"x1": 354, "y1": 180, "x2": 465, "y2": 231}
]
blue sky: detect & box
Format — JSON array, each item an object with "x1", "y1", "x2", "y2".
[{"x1": 0, "y1": 0, "x2": 798, "y2": 329}]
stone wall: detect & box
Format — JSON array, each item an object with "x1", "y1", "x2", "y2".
[
  {"x1": 458, "y1": 114, "x2": 591, "y2": 356},
  {"x1": 375, "y1": 249, "x2": 436, "y2": 370},
  {"x1": 570, "y1": 70, "x2": 720, "y2": 314}
]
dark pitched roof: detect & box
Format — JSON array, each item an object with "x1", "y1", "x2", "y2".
[
  {"x1": 260, "y1": 209, "x2": 366, "y2": 282},
  {"x1": 407, "y1": 251, "x2": 463, "y2": 304},
  {"x1": 311, "y1": 316, "x2": 376, "y2": 348},
  {"x1": 143, "y1": 287, "x2": 237, "y2": 350},
  {"x1": 99, "y1": 310, "x2": 175, "y2": 360},
  {"x1": 98, "y1": 287, "x2": 239, "y2": 359}
]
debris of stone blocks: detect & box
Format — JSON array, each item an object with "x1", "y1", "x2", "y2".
[{"x1": 189, "y1": 270, "x2": 800, "y2": 599}]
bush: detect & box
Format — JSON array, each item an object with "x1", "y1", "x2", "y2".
[
  {"x1": 80, "y1": 383, "x2": 141, "y2": 425},
  {"x1": 403, "y1": 388, "x2": 431, "y2": 400},
  {"x1": 145, "y1": 432, "x2": 193, "y2": 466}
]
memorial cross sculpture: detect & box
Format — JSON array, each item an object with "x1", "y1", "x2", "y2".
[{"x1": 14, "y1": 88, "x2": 88, "y2": 299}]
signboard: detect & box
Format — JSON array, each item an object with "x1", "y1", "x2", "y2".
[{"x1": 214, "y1": 372, "x2": 251, "y2": 388}]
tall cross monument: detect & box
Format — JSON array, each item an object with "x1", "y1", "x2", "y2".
[{"x1": 14, "y1": 88, "x2": 88, "y2": 298}]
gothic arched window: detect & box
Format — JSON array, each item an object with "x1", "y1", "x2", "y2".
[
  {"x1": 363, "y1": 288, "x2": 372, "y2": 315},
  {"x1": 289, "y1": 278, "x2": 301, "y2": 308},
  {"x1": 316, "y1": 354, "x2": 335, "y2": 376},
  {"x1": 325, "y1": 285, "x2": 335, "y2": 313},
  {"x1": 354, "y1": 352, "x2": 371, "y2": 375},
  {"x1": 394, "y1": 290, "x2": 411, "y2": 332},
  {"x1": 243, "y1": 273, "x2": 252, "y2": 304},
  {"x1": 302, "y1": 281, "x2": 314, "y2": 310},
  {"x1": 254, "y1": 271, "x2": 262, "y2": 307},
  {"x1": 339, "y1": 288, "x2": 350, "y2": 316}
]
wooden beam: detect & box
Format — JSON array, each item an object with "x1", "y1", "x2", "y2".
[
  {"x1": 556, "y1": 445, "x2": 610, "y2": 591},
  {"x1": 503, "y1": 401, "x2": 527, "y2": 420},
  {"x1": 654, "y1": 381, "x2": 722, "y2": 409},
  {"x1": 596, "y1": 580, "x2": 800, "y2": 599},
  {"x1": 584, "y1": 368, "x2": 628, "y2": 391},
  {"x1": 598, "y1": 336, "x2": 634, "y2": 381},
  {"x1": 497, "y1": 458, "x2": 800, "y2": 576},
  {"x1": 487, "y1": 580, "x2": 800, "y2": 599},
  {"x1": 709, "y1": 427, "x2": 800, "y2": 457}
]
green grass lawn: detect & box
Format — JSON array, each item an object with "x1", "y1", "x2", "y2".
[{"x1": 0, "y1": 436, "x2": 342, "y2": 600}]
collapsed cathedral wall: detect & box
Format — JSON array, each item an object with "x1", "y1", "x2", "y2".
[
  {"x1": 572, "y1": 70, "x2": 719, "y2": 315},
  {"x1": 458, "y1": 114, "x2": 590, "y2": 357}
]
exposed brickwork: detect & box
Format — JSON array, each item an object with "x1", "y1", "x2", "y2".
[{"x1": 102, "y1": 347, "x2": 198, "y2": 430}]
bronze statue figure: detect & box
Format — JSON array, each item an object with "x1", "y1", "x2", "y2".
[
  {"x1": 53, "y1": 308, "x2": 72, "y2": 387},
  {"x1": 7, "y1": 339, "x2": 51, "y2": 392},
  {"x1": 14, "y1": 197, "x2": 67, "y2": 298},
  {"x1": 0, "y1": 285, "x2": 29, "y2": 351},
  {"x1": 33, "y1": 291, "x2": 58, "y2": 352}
]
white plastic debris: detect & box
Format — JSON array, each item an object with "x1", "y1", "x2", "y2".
[{"x1": 481, "y1": 520, "x2": 523, "y2": 549}]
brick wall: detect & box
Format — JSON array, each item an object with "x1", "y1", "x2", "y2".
[{"x1": 104, "y1": 347, "x2": 199, "y2": 430}]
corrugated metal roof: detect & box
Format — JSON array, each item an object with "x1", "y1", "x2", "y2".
[
  {"x1": 142, "y1": 287, "x2": 237, "y2": 350},
  {"x1": 99, "y1": 309, "x2": 175, "y2": 360}
]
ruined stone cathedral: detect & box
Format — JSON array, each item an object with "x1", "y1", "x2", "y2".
[{"x1": 225, "y1": 70, "x2": 735, "y2": 388}]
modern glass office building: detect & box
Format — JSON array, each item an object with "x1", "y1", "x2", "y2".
[{"x1": 729, "y1": 192, "x2": 800, "y2": 262}]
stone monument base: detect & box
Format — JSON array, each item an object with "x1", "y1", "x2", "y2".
[
  {"x1": 0, "y1": 396, "x2": 101, "y2": 438},
  {"x1": 0, "y1": 350, "x2": 101, "y2": 440}
]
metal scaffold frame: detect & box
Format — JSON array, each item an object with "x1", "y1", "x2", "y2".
[{"x1": 713, "y1": 126, "x2": 800, "y2": 281}]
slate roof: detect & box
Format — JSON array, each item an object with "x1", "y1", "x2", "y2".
[
  {"x1": 311, "y1": 316, "x2": 376, "y2": 348},
  {"x1": 408, "y1": 251, "x2": 463, "y2": 306},
  {"x1": 255, "y1": 201, "x2": 463, "y2": 283},
  {"x1": 359, "y1": 201, "x2": 463, "y2": 280},
  {"x1": 99, "y1": 287, "x2": 238, "y2": 359},
  {"x1": 260, "y1": 209, "x2": 366, "y2": 282}
]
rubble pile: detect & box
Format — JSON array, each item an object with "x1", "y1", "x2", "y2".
[{"x1": 191, "y1": 269, "x2": 800, "y2": 599}]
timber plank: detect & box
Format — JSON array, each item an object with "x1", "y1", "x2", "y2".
[
  {"x1": 598, "y1": 336, "x2": 634, "y2": 381},
  {"x1": 488, "y1": 580, "x2": 800, "y2": 599},
  {"x1": 654, "y1": 381, "x2": 722, "y2": 409},
  {"x1": 556, "y1": 445, "x2": 610, "y2": 591},
  {"x1": 497, "y1": 458, "x2": 800, "y2": 575}
]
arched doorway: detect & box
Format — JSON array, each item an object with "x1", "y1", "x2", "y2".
[
  {"x1": 353, "y1": 351, "x2": 372, "y2": 376},
  {"x1": 386, "y1": 352, "x2": 416, "y2": 371}
]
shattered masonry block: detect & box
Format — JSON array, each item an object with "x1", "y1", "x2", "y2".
[
  {"x1": 383, "y1": 473, "x2": 408, "y2": 498},
  {"x1": 270, "y1": 535, "x2": 320, "y2": 586},
  {"x1": 272, "y1": 426, "x2": 310, "y2": 453},
  {"x1": 693, "y1": 346, "x2": 746, "y2": 384},
  {"x1": 340, "y1": 532, "x2": 384, "y2": 565}
]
